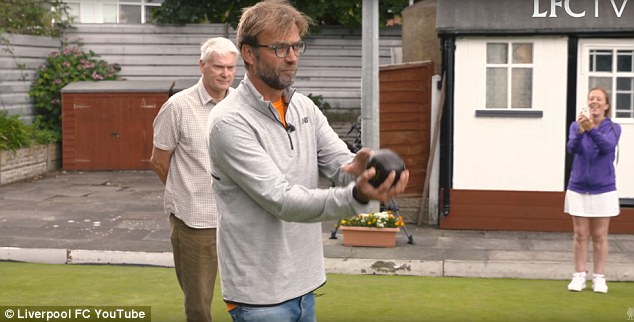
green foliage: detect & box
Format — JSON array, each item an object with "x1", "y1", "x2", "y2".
[
  {"x1": 31, "y1": 117, "x2": 61, "y2": 144},
  {"x1": 0, "y1": 111, "x2": 33, "y2": 152},
  {"x1": 153, "y1": 0, "x2": 416, "y2": 29},
  {"x1": 28, "y1": 41, "x2": 121, "y2": 135},
  {"x1": 0, "y1": 0, "x2": 73, "y2": 147},
  {"x1": 307, "y1": 93, "x2": 331, "y2": 111},
  {"x1": 153, "y1": 0, "x2": 246, "y2": 25},
  {"x1": 0, "y1": 111, "x2": 60, "y2": 152},
  {"x1": 0, "y1": 0, "x2": 71, "y2": 37}
]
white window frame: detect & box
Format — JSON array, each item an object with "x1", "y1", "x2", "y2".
[
  {"x1": 578, "y1": 39, "x2": 634, "y2": 124},
  {"x1": 64, "y1": 0, "x2": 162, "y2": 24},
  {"x1": 485, "y1": 41, "x2": 534, "y2": 110}
]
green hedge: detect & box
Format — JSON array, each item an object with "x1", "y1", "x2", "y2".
[{"x1": 0, "y1": 111, "x2": 58, "y2": 152}]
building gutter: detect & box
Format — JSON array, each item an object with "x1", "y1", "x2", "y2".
[{"x1": 438, "y1": 36, "x2": 455, "y2": 222}]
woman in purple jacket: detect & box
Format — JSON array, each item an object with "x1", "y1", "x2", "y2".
[{"x1": 565, "y1": 86, "x2": 621, "y2": 293}]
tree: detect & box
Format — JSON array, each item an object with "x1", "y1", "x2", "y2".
[
  {"x1": 153, "y1": 0, "x2": 415, "y2": 29},
  {"x1": 0, "y1": 0, "x2": 70, "y2": 37}
]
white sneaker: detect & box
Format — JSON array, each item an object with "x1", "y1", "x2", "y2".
[
  {"x1": 592, "y1": 276, "x2": 608, "y2": 293},
  {"x1": 567, "y1": 273, "x2": 586, "y2": 291}
]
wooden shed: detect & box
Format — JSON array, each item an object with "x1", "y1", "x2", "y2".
[{"x1": 61, "y1": 80, "x2": 173, "y2": 170}]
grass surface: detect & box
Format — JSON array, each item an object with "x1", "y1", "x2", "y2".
[{"x1": 1, "y1": 262, "x2": 632, "y2": 321}]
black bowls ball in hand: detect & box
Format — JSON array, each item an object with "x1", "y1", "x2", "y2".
[{"x1": 366, "y1": 149, "x2": 405, "y2": 188}]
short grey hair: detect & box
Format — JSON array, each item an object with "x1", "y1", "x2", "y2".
[{"x1": 200, "y1": 37, "x2": 239, "y2": 62}]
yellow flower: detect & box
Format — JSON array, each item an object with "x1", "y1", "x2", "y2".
[{"x1": 341, "y1": 211, "x2": 406, "y2": 229}]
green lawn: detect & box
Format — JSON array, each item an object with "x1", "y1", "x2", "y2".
[{"x1": 1, "y1": 262, "x2": 632, "y2": 321}]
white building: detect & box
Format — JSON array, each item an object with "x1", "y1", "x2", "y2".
[
  {"x1": 434, "y1": 0, "x2": 634, "y2": 232},
  {"x1": 64, "y1": 0, "x2": 163, "y2": 24}
]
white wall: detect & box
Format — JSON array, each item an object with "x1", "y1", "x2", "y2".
[{"x1": 453, "y1": 36, "x2": 569, "y2": 192}]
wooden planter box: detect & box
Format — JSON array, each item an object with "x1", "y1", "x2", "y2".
[{"x1": 340, "y1": 226, "x2": 399, "y2": 248}]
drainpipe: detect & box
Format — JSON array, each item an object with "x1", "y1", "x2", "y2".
[
  {"x1": 439, "y1": 37, "x2": 455, "y2": 221},
  {"x1": 564, "y1": 36, "x2": 578, "y2": 190}
]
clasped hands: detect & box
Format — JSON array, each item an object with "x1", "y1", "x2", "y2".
[
  {"x1": 577, "y1": 113, "x2": 593, "y2": 133},
  {"x1": 341, "y1": 148, "x2": 410, "y2": 204}
]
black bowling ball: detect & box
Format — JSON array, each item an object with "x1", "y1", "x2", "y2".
[{"x1": 366, "y1": 149, "x2": 405, "y2": 188}]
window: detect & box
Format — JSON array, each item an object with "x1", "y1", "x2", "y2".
[
  {"x1": 486, "y1": 42, "x2": 534, "y2": 109},
  {"x1": 119, "y1": 4, "x2": 142, "y2": 23},
  {"x1": 103, "y1": 4, "x2": 117, "y2": 23},
  {"x1": 588, "y1": 49, "x2": 634, "y2": 119},
  {"x1": 64, "y1": 0, "x2": 163, "y2": 24},
  {"x1": 66, "y1": 2, "x2": 80, "y2": 22}
]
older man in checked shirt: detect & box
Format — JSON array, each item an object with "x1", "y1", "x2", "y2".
[{"x1": 150, "y1": 37, "x2": 238, "y2": 322}]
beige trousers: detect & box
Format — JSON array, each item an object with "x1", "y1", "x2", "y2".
[{"x1": 170, "y1": 214, "x2": 218, "y2": 322}]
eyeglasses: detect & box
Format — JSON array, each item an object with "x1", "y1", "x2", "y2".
[{"x1": 253, "y1": 42, "x2": 306, "y2": 58}]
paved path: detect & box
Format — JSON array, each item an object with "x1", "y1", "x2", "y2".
[{"x1": 1, "y1": 170, "x2": 633, "y2": 281}]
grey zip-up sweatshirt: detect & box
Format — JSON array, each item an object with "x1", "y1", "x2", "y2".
[{"x1": 207, "y1": 74, "x2": 371, "y2": 306}]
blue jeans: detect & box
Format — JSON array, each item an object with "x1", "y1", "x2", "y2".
[{"x1": 229, "y1": 293, "x2": 316, "y2": 322}]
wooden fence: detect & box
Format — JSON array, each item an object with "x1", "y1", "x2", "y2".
[
  {"x1": 0, "y1": 34, "x2": 60, "y2": 121},
  {"x1": 63, "y1": 24, "x2": 402, "y2": 110},
  {"x1": 1, "y1": 24, "x2": 401, "y2": 120}
]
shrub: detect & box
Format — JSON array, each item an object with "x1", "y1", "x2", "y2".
[
  {"x1": 0, "y1": 112, "x2": 59, "y2": 152},
  {"x1": 0, "y1": 111, "x2": 33, "y2": 152},
  {"x1": 31, "y1": 118, "x2": 60, "y2": 145},
  {"x1": 307, "y1": 93, "x2": 332, "y2": 111},
  {"x1": 0, "y1": 0, "x2": 71, "y2": 37},
  {"x1": 28, "y1": 41, "x2": 121, "y2": 135}
]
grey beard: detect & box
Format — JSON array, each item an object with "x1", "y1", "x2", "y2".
[
  {"x1": 257, "y1": 68, "x2": 295, "y2": 90},
  {"x1": 254, "y1": 52, "x2": 295, "y2": 90},
  {"x1": 260, "y1": 73, "x2": 293, "y2": 90}
]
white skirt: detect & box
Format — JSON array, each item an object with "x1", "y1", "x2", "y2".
[{"x1": 564, "y1": 190, "x2": 620, "y2": 217}]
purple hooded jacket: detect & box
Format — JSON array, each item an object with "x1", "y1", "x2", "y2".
[{"x1": 567, "y1": 118, "x2": 621, "y2": 194}]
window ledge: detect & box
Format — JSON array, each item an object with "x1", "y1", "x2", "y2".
[
  {"x1": 475, "y1": 109, "x2": 543, "y2": 118},
  {"x1": 621, "y1": 198, "x2": 634, "y2": 208}
]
